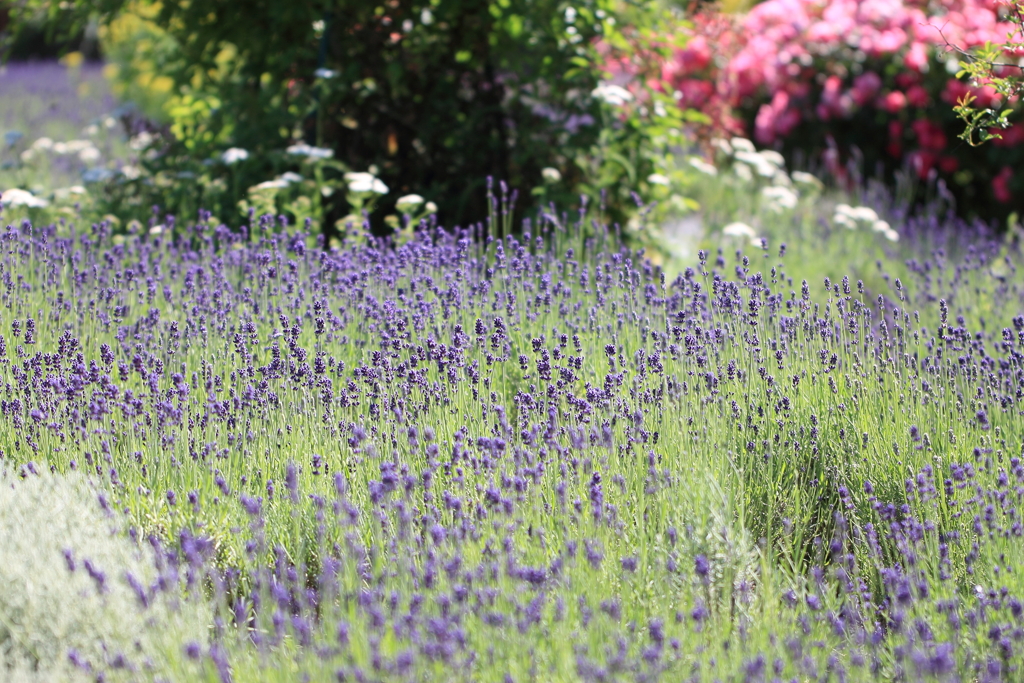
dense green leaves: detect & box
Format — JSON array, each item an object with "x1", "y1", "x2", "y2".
[{"x1": 6, "y1": 0, "x2": 689, "y2": 238}]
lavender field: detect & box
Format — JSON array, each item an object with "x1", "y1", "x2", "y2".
[{"x1": 1, "y1": 191, "x2": 1023, "y2": 681}]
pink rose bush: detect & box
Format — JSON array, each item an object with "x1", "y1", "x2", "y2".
[{"x1": 658, "y1": 0, "x2": 1024, "y2": 222}]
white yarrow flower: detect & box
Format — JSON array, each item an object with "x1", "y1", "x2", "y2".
[
  {"x1": 591, "y1": 83, "x2": 634, "y2": 106},
  {"x1": 222, "y1": 147, "x2": 249, "y2": 164},
  {"x1": 791, "y1": 171, "x2": 823, "y2": 190},
  {"x1": 344, "y1": 172, "x2": 388, "y2": 195},
  {"x1": 254, "y1": 179, "x2": 290, "y2": 190},
  {"x1": 711, "y1": 138, "x2": 733, "y2": 157},
  {"x1": 287, "y1": 143, "x2": 334, "y2": 159},
  {"x1": 883, "y1": 228, "x2": 900, "y2": 242},
  {"x1": 278, "y1": 172, "x2": 304, "y2": 184},
  {"x1": 1, "y1": 188, "x2": 49, "y2": 208},
  {"x1": 734, "y1": 151, "x2": 776, "y2": 178},
  {"x1": 848, "y1": 206, "x2": 878, "y2": 223},
  {"x1": 541, "y1": 167, "x2": 562, "y2": 183},
  {"x1": 314, "y1": 68, "x2": 338, "y2": 79},
  {"x1": 758, "y1": 150, "x2": 786, "y2": 168},
  {"x1": 78, "y1": 146, "x2": 101, "y2": 164},
  {"x1": 733, "y1": 163, "x2": 754, "y2": 183},
  {"x1": 722, "y1": 222, "x2": 756, "y2": 238},
  {"x1": 761, "y1": 185, "x2": 798, "y2": 212},
  {"x1": 647, "y1": 173, "x2": 670, "y2": 186},
  {"x1": 730, "y1": 137, "x2": 756, "y2": 153},
  {"x1": 687, "y1": 157, "x2": 718, "y2": 176},
  {"x1": 128, "y1": 132, "x2": 154, "y2": 151},
  {"x1": 396, "y1": 194, "x2": 425, "y2": 212}
]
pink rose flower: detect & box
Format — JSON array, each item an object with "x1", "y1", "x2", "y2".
[
  {"x1": 906, "y1": 85, "x2": 930, "y2": 108},
  {"x1": 755, "y1": 90, "x2": 801, "y2": 144},
  {"x1": 851, "y1": 72, "x2": 883, "y2": 106},
  {"x1": 904, "y1": 42, "x2": 930, "y2": 71},
  {"x1": 911, "y1": 119, "x2": 947, "y2": 151},
  {"x1": 993, "y1": 166, "x2": 1013, "y2": 203},
  {"x1": 880, "y1": 90, "x2": 907, "y2": 113}
]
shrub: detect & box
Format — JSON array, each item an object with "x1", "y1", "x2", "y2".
[
  {"x1": 952, "y1": 0, "x2": 1024, "y2": 146},
  {"x1": 660, "y1": 0, "x2": 1024, "y2": 223},
  {"x1": 0, "y1": 469, "x2": 205, "y2": 681},
  {"x1": 9, "y1": 0, "x2": 693, "y2": 241}
]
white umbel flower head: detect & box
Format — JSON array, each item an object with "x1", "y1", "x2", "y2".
[
  {"x1": 78, "y1": 146, "x2": 101, "y2": 164},
  {"x1": 222, "y1": 147, "x2": 249, "y2": 164},
  {"x1": 591, "y1": 83, "x2": 633, "y2": 106},
  {"x1": 128, "y1": 132, "x2": 154, "y2": 151},
  {"x1": 1, "y1": 188, "x2": 49, "y2": 209},
  {"x1": 758, "y1": 150, "x2": 786, "y2": 168},
  {"x1": 396, "y1": 194, "x2": 425, "y2": 213},
  {"x1": 711, "y1": 138, "x2": 733, "y2": 157},
  {"x1": 345, "y1": 172, "x2": 388, "y2": 195},
  {"x1": 647, "y1": 173, "x2": 670, "y2": 186},
  {"x1": 761, "y1": 185, "x2": 798, "y2": 212},
  {"x1": 541, "y1": 167, "x2": 562, "y2": 183},
  {"x1": 722, "y1": 221, "x2": 756, "y2": 238},
  {"x1": 733, "y1": 163, "x2": 754, "y2": 183},
  {"x1": 287, "y1": 142, "x2": 334, "y2": 159},
  {"x1": 791, "y1": 171, "x2": 823, "y2": 191},
  {"x1": 833, "y1": 203, "x2": 881, "y2": 230},
  {"x1": 848, "y1": 206, "x2": 878, "y2": 223},
  {"x1": 730, "y1": 137, "x2": 756, "y2": 153},
  {"x1": 253, "y1": 179, "x2": 290, "y2": 190},
  {"x1": 687, "y1": 157, "x2": 718, "y2": 176},
  {"x1": 734, "y1": 151, "x2": 777, "y2": 178}
]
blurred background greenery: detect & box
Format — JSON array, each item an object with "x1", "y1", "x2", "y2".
[
  {"x1": 1, "y1": 0, "x2": 1021, "y2": 269},
  {"x1": 2, "y1": 0, "x2": 706, "y2": 247}
]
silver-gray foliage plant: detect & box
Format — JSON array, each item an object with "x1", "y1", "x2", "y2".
[{"x1": 0, "y1": 469, "x2": 207, "y2": 682}]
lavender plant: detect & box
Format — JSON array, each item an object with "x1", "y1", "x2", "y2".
[{"x1": 0, "y1": 197, "x2": 1022, "y2": 680}]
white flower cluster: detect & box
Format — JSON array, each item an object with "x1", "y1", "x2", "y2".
[
  {"x1": 722, "y1": 221, "x2": 765, "y2": 247},
  {"x1": 221, "y1": 147, "x2": 249, "y2": 164},
  {"x1": 395, "y1": 193, "x2": 436, "y2": 214},
  {"x1": 19, "y1": 137, "x2": 101, "y2": 165},
  {"x1": 344, "y1": 171, "x2": 388, "y2": 196},
  {"x1": 1, "y1": 188, "x2": 49, "y2": 209},
  {"x1": 833, "y1": 203, "x2": 899, "y2": 241},
  {"x1": 591, "y1": 83, "x2": 633, "y2": 106},
  {"x1": 700, "y1": 137, "x2": 823, "y2": 244},
  {"x1": 287, "y1": 143, "x2": 334, "y2": 160}
]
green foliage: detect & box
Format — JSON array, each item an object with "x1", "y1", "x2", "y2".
[
  {"x1": 951, "y1": 1, "x2": 1024, "y2": 146},
  {"x1": 8, "y1": 0, "x2": 692, "y2": 240}
]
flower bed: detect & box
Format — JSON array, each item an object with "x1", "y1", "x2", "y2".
[{"x1": 0, "y1": 204, "x2": 1022, "y2": 680}]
